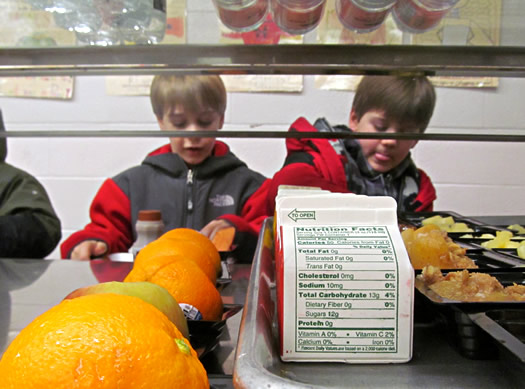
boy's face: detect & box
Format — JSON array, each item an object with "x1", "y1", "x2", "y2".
[
  {"x1": 349, "y1": 109, "x2": 418, "y2": 173},
  {"x1": 157, "y1": 104, "x2": 224, "y2": 166}
]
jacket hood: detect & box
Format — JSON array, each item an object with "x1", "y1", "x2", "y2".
[
  {"x1": 142, "y1": 140, "x2": 247, "y2": 178},
  {"x1": 0, "y1": 110, "x2": 6, "y2": 162}
]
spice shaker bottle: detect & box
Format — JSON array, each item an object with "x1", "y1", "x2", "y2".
[{"x1": 130, "y1": 210, "x2": 165, "y2": 258}]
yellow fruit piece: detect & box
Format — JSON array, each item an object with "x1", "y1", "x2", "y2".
[
  {"x1": 518, "y1": 244, "x2": 525, "y2": 260},
  {"x1": 480, "y1": 233, "x2": 496, "y2": 239},
  {"x1": 0, "y1": 294, "x2": 208, "y2": 389},
  {"x1": 481, "y1": 230, "x2": 515, "y2": 249},
  {"x1": 508, "y1": 224, "x2": 525, "y2": 235},
  {"x1": 421, "y1": 215, "x2": 449, "y2": 227},
  {"x1": 421, "y1": 215, "x2": 473, "y2": 233},
  {"x1": 447, "y1": 222, "x2": 474, "y2": 233},
  {"x1": 440, "y1": 216, "x2": 455, "y2": 227}
]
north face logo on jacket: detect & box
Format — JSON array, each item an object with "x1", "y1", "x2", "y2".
[{"x1": 209, "y1": 194, "x2": 235, "y2": 207}]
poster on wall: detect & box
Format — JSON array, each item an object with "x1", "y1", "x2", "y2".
[
  {"x1": 105, "y1": 0, "x2": 186, "y2": 96},
  {"x1": 0, "y1": 0, "x2": 74, "y2": 99},
  {"x1": 316, "y1": 0, "x2": 502, "y2": 91}
]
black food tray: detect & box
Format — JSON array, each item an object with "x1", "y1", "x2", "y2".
[
  {"x1": 400, "y1": 211, "x2": 493, "y2": 230},
  {"x1": 399, "y1": 211, "x2": 519, "y2": 240},
  {"x1": 400, "y1": 211, "x2": 525, "y2": 267},
  {"x1": 188, "y1": 303, "x2": 243, "y2": 359},
  {"x1": 454, "y1": 248, "x2": 524, "y2": 269}
]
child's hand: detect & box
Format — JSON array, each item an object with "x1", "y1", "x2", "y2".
[
  {"x1": 70, "y1": 240, "x2": 108, "y2": 261},
  {"x1": 200, "y1": 219, "x2": 234, "y2": 240}
]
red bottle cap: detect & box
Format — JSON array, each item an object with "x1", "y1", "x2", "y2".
[{"x1": 138, "y1": 210, "x2": 162, "y2": 221}]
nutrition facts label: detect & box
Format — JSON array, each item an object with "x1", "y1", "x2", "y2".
[{"x1": 293, "y1": 225, "x2": 399, "y2": 354}]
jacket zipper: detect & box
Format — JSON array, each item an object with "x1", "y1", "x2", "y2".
[{"x1": 185, "y1": 169, "x2": 194, "y2": 226}]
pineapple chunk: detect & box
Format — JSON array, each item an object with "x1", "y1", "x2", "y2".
[
  {"x1": 517, "y1": 244, "x2": 525, "y2": 260},
  {"x1": 508, "y1": 224, "x2": 525, "y2": 235}
]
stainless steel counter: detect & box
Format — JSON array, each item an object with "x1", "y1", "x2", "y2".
[{"x1": 0, "y1": 257, "x2": 250, "y2": 386}]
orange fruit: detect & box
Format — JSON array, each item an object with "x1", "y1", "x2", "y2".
[
  {"x1": 148, "y1": 258, "x2": 223, "y2": 321},
  {"x1": 134, "y1": 238, "x2": 217, "y2": 283},
  {"x1": 160, "y1": 228, "x2": 222, "y2": 273},
  {"x1": 0, "y1": 294, "x2": 208, "y2": 389},
  {"x1": 211, "y1": 226, "x2": 236, "y2": 251}
]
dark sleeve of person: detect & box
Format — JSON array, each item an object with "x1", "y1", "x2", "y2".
[
  {"x1": 0, "y1": 210, "x2": 60, "y2": 258},
  {"x1": 0, "y1": 163, "x2": 62, "y2": 259}
]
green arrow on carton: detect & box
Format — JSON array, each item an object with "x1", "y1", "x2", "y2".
[{"x1": 287, "y1": 209, "x2": 316, "y2": 222}]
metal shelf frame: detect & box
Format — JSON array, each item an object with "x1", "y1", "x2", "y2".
[
  {"x1": 1, "y1": 44, "x2": 525, "y2": 77},
  {"x1": 1, "y1": 130, "x2": 525, "y2": 142}
]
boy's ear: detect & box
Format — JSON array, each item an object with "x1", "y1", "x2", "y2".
[
  {"x1": 156, "y1": 116, "x2": 166, "y2": 130},
  {"x1": 348, "y1": 109, "x2": 359, "y2": 129},
  {"x1": 218, "y1": 114, "x2": 225, "y2": 129}
]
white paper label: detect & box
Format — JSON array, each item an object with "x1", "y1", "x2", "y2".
[{"x1": 292, "y1": 225, "x2": 400, "y2": 354}]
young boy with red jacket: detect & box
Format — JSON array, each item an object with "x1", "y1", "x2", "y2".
[
  {"x1": 61, "y1": 75, "x2": 267, "y2": 262},
  {"x1": 265, "y1": 75, "x2": 437, "y2": 216}
]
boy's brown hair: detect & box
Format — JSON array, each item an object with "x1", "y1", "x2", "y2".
[
  {"x1": 150, "y1": 75, "x2": 227, "y2": 119},
  {"x1": 352, "y1": 75, "x2": 436, "y2": 133}
]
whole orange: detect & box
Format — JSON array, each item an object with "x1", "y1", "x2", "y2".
[
  {"x1": 0, "y1": 294, "x2": 208, "y2": 388},
  {"x1": 159, "y1": 228, "x2": 222, "y2": 273},
  {"x1": 148, "y1": 258, "x2": 224, "y2": 321},
  {"x1": 134, "y1": 238, "x2": 217, "y2": 283}
]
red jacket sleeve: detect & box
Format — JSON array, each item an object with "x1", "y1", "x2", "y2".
[
  {"x1": 414, "y1": 169, "x2": 436, "y2": 212},
  {"x1": 219, "y1": 179, "x2": 272, "y2": 235},
  {"x1": 60, "y1": 179, "x2": 132, "y2": 258},
  {"x1": 218, "y1": 179, "x2": 272, "y2": 262}
]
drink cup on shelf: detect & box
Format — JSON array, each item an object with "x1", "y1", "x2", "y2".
[
  {"x1": 335, "y1": 0, "x2": 396, "y2": 33},
  {"x1": 212, "y1": 0, "x2": 269, "y2": 32},
  {"x1": 271, "y1": 0, "x2": 327, "y2": 35},
  {"x1": 392, "y1": 0, "x2": 460, "y2": 33}
]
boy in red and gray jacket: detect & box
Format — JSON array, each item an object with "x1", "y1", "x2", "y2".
[
  {"x1": 61, "y1": 75, "x2": 268, "y2": 262},
  {"x1": 264, "y1": 75, "x2": 437, "y2": 217}
]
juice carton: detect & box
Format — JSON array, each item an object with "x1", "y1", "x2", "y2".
[{"x1": 275, "y1": 191, "x2": 414, "y2": 363}]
